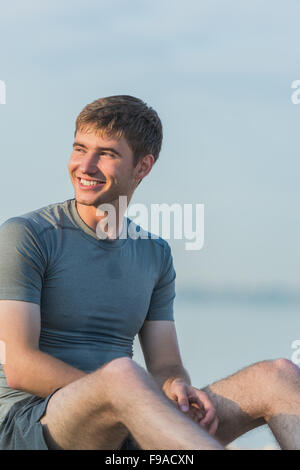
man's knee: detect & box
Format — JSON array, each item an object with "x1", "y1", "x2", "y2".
[
  {"x1": 272, "y1": 357, "x2": 298, "y2": 371},
  {"x1": 96, "y1": 357, "x2": 142, "y2": 382},
  {"x1": 92, "y1": 357, "x2": 147, "y2": 400},
  {"x1": 249, "y1": 358, "x2": 300, "y2": 393},
  {"x1": 271, "y1": 358, "x2": 300, "y2": 381}
]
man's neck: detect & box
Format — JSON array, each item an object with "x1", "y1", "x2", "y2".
[{"x1": 75, "y1": 198, "x2": 127, "y2": 240}]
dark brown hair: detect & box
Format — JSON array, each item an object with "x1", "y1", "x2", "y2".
[{"x1": 75, "y1": 95, "x2": 163, "y2": 167}]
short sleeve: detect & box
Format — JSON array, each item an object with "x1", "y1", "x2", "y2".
[
  {"x1": 0, "y1": 218, "x2": 47, "y2": 305},
  {"x1": 146, "y1": 242, "x2": 176, "y2": 321}
]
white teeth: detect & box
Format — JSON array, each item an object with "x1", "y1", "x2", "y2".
[{"x1": 80, "y1": 178, "x2": 100, "y2": 186}]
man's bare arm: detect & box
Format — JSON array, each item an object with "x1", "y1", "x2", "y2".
[
  {"x1": 138, "y1": 320, "x2": 190, "y2": 389},
  {"x1": 0, "y1": 300, "x2": 86, "y2": 398},
  {"x1": 139, "y1": 320, "x2": 219, "y2": 434}
]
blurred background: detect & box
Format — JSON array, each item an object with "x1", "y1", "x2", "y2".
[{"x1": 1, "y1": 0, "x2": 300, "y2": 449}]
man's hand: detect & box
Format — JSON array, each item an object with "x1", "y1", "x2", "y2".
[{"x1": 163, "y1": 378, "x2": 219, "y2": 436}]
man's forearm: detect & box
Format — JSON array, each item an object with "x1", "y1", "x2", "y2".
[
  {"x1": 150, "y1": 364, "x2": 191, "y2": 391},
  {"x1": 6, "y1": 349, "x2": 86, "y2": 398}
]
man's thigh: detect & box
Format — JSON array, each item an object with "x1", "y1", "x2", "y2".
[{"x1": 40, "y1": 368, "x2": 129, "y2": 450}]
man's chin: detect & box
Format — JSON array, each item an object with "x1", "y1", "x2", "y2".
[
  {"x1": 75, "y1": 197, "x2": 103, "y2": 208},
  {"x1": 75, "y1": 192, "x2": 117, "y2": 207},
  {"x1": 75, "y1": 198, "x2": 95, "y2": 207}
]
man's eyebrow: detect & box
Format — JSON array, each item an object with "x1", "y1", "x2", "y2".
[
  {"x1": 73, "y1": 142, "x2": 87, "y2": 149},
  {"x1": 73, "y1": 141, "x2": 122, "y2": 156}
]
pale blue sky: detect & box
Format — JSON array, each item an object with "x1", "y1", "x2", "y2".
[{"x1": 0, "y1": 0, "x2": 299, "y2": 293}]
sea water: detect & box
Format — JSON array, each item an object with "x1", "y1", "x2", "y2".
[{"x1": 133, "y1": 295, "x2": 300, "y2": 450}]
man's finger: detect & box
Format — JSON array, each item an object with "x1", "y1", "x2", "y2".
[
  {"x1": 189, "y1": 403, "x2": 204, "y2": 421},
  {"x1": 208, "y1": 417, "x2": 219, "y2": 436},
  {"x1": 188, "y1": 392, "x2": 208, "y2": 413},
  {"x1": 177, "y1": 388, "x2": 190, "y2": 412},
  {"x1": 189, "y1": 390, "x2": 217, "y2": 423},
  {"x1": 188, "y1": 395, "x2": 205, "y2": 413},
  {"x1": 199, "y1": 405, "x2": 216, "y2": 426}
]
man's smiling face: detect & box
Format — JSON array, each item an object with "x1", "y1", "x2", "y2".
[{"x1": 68, "y1": 128, "x2": 139, "y2": 208}]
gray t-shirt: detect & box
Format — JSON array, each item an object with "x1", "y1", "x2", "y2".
[{"x1": 0, "y1": 199, "x2": 176, "y2": 423}]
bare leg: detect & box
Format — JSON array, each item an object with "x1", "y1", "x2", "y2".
[
  {"x1": 201, "y1": 358, "x2": 300, "y2": 449},
  {"x1": 40, "y1": 357, "x2": 223, "y2": 450}
]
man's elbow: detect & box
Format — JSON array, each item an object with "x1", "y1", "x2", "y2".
[
  {"x1": 2, "y1": 355, "x2": 32, "y2": 391},
  {"x1": 3, "y1": 364, "x2": 20, "y2": 390}
]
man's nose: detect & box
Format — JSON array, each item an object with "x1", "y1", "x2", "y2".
[{"x1": 79, "y1": 152, "x2": 98, "y2": 173}]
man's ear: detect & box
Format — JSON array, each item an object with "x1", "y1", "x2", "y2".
[{"x1": 135, "y1": 154, "x2": 155, "y2": 182}]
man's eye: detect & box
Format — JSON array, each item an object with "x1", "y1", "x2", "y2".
[{"x1": 101, "y1": 152, "x2": 115, "y2": 158}]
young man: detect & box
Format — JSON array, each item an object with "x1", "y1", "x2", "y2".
[
  {"x1": 0, "y1": 96, "x2": 299, "y2": 450},
  {"x1": 0, "y1": 95, "x2": 222, "y2": 450}
]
